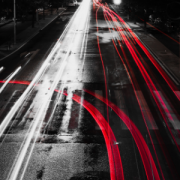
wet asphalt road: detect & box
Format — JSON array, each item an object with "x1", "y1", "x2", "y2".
[{"x1": 0, "y1": 1, "x2": 180, "y2": 180}]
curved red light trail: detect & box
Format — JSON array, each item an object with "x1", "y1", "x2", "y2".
[
  {"x1": 0, "y1": 79, "x2": 125, "y2": 180},
  {"x1": 1, "y1": 79, "x2": 162, "y2": 180},
  {"x1": 55, "y1": 89, "x2": 124, "y2": 180},
  {"x1": 84, "y1": 89, "x2": 160, "y2": 180},
  {"x1": 107, "y1": 8, "x2": 180, "y2": 101}
]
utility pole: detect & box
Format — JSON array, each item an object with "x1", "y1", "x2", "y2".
[{"x1": 14, "y1": 0, "x2": 16, "y2": 45}]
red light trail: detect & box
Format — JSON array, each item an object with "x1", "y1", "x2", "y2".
[
  {"x1": 103, "y1": 9, "x2": 165, "y2": 180},
  {"x1": 55, "y1": 89, "x2": 124, "y2": 180},
  {"x1": 94, "y1": 1, "x2": 180, "y2": 154}
]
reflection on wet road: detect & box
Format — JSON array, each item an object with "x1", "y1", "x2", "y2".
[{"x1": 0, "y1": 0, "x2": 180, "y2": 180}]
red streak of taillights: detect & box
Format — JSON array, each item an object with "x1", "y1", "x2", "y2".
[
  {"x1": 103, "y1": 7, "x2": 180, "y2": 153},
  {"x1": 138, "y1": 17, "x2": 180, "y2": 45},
  {"x1": 0, "y1": 80, "x2": 30, "y2": 85},
  {"x1": 55, "y1": 89, "x2": 124, "y2": 180},
  {"x1": 103, "y1": 10, "x2": 166, "y2": 180}
]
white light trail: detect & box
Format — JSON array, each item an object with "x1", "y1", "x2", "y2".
[
  {"x1": 80, "y1": 9, "x2": 90, "y2": 59},
  {"x1": 0, "y1": 66, "x2": 4, "y2": 73},
  {"x1": 0, "y1": 0, "x2": 83, "y2": 139},
  {"x1": 0, "y1": 62, "x2": 50, "y2": 138},
  {"x1": 0, "y1": 66, "x2": 21, "y2": 94},
  {"x1": 5, "y1": 1, "x2": 92, "y2": 180},
  {"x1": 8, "y1": 37, "x2": 74, "y2": 180}
]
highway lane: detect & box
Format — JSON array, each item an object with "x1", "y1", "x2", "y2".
[{"x1": 0, "y1": 1, "x2": 180, "y2": 180}]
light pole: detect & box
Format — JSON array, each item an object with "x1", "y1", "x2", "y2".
[{"x1": 14, "y1": 0, "x2": 16, "y2": 45}]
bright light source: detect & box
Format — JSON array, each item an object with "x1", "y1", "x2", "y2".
[{"x1": 113, "y1": 0, "x2": 121, "y2": 5}]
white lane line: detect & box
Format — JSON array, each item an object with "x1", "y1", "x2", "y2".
[
  {"x1": 80, "y1": 10, "x2": 90, "y2": 59},
  {"x1": 0, "y1": 66, "x2": 21, "y2": 94},
  {"x1": 136, "y1": 91, "x2": 158, "y2": 130},
  {"x1": 154, "y1": 91, "x2": 180, "y2": 130}
]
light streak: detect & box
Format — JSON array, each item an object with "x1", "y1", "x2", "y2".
[
  {"x1": 0, "y1": 66, "x2": 4, "y2": 73},
  {"x1": 25, "y1": 52, "x2": 31, "y2": 58},
  {"x1": 0, "y1": 78, "x2": 177, "y2": 180},
  {"x1": 80, "y1": 9, "x2": 90, "y2": 60},
  {"x1": 0, "y1": 66, "x2": 21, "y2": 94},
  {"x1": 0, "y1": 80, "x2": 30, "y2": 85},
  {"x1": 4, "y1": 2, "x2": 93, "y2": 180},
  {"x1": 93, "y1": 3, "x2": 173, "y2": 179},
  {"x1": 102, "y1": 5, "x2": 180, "y2": 153},
  {"x1": 0, "y1": 77, "x2": 125, "y2": 180},
  {"x1": 0, "y1": 2, "x2": 179, "y2": 180},
  {"x1": 0, "y1": 61, "x2": 49, "y2": 138},
  {"x1": 7, "y1": 33, "x2": 70, "y2": 180}
]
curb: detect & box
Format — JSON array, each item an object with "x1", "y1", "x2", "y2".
[
  {"x1": 0, "y1": 9, "x2": 66, "y2": 65},
  {"x1": 0, "y1": 20, "x2": 13, "y2": 28}
]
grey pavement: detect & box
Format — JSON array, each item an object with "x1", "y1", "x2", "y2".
[
  {"x1": 0, "y1": 8, "x2": 66, "y2": 60},
  {"x1": 111, "y1": 5, "x2": 180, "y2": 85}
]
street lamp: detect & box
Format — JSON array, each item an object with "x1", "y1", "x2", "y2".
[
  {"x1": 14, "y1": 0, "x2": 16, "y2": 45},
  {"x1": 113, "y1": 0, "x2": 122, "y2": 5}
]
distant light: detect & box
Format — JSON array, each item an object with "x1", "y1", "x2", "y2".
[{"x1": 113, "y1": 0, "x2": 121, "y2": 5}]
